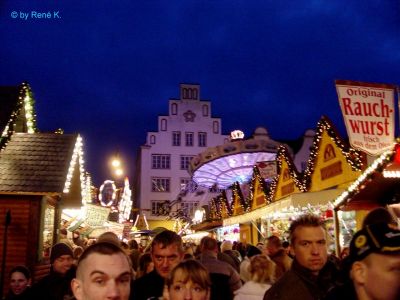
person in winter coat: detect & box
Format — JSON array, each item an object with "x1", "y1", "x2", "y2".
[
  {"x1": 234, "y1": 254, "x2": 275, "y2": 300},
  {"x1": 5, "y1": 265, "x2": 32, "y2": 300},
  {"x1": 30, "y1": 242, "x2": 76, "y2": 300}
]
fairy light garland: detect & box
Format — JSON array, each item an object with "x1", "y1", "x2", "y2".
[
  {"x1": 1, "y1": 82, "x2": 38, "y2": 150},
  {"x1": 63, "y1": 135, "x2": 87, "y2": 206},
  {"x1": 231, "y1": 182, "x2": 247, "y2": 215},
  {"x1": 302, "y1": 116, "x2": 363, "y2": 189},
  {"x1": 333, "y1": 146, "x2": 395, "y2": 209}
]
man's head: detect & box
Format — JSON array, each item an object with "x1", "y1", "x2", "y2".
[
  {"x1": 50, "y1": 243, "x2": 73, "y2": 275},
  {"x1": 349, "y1": 222, "x2": 400, "y2": 300},
  {"x1": 266, "y1": 235, "x2": 282, "y2": 256},
  {"x1": 151, "y1": 230, "x2": 184, "y2": 279},
  {"x1": 199, "y1": 237, "x2": 218, "y2": 254},
  {"x1": 289, "y1": 214, "x2": 328, "y2": 275},
  {"x1": 71, "y1": 242, "x2": 132, "y2": 300}
]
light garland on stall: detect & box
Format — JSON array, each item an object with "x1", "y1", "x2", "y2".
[
  {"x1": 63, "y1": 135, "x2": 87, "y2": 206},
  {"x1": 231, "y1": 182, "x2": 247, "y2": 215},
  {"x1": 119, "y1": 177, "x2": 133, "y2": 223},
  {"x1": 333, "y1": 146, "x2": 395, "y2": 209},
  {"x1": 302, "y1": 116, "x2": 363, "y2": 189},
  {"x1": 1, "y1": 82, "x2": 37, "y2": 150},
  {"x1": 249, "y1": 166, "x2": 269, "y2": 206}
]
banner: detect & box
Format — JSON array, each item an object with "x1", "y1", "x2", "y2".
[{"x1": 336, "y1": 80, "x2": 396, "y2": 156}]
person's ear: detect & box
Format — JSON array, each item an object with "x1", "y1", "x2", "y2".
[
  {"x1": 71, "y1": 278, "x2": 83, "y2": 300},
  {"x1": 351, "y1": 261, "x2": 367, "y2": 284}
]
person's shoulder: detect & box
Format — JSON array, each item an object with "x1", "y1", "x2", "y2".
[
  {"x1": 263, "y1": 270, "x2": 301, "y2": 299},
  {"x1": 133, "y1": 270, "x2": 163, "y2": 286}
]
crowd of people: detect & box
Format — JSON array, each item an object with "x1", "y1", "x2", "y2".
[{"x1": 3, "y1": 208, "x2": 400, "y2": 300}]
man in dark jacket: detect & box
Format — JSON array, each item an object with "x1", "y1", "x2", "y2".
[
  {"x1": 266, "y1": 235, "x2": 292, "y2": 279},
  {"x1": 30, "y1": 242, "x2": 75, "y2": 300},
  {"x1": 264, "y1": 214, "x2": 339, "y2": 300},
  {"x1": 130, "y1": 230, "x2": 184, "y2": 300},
  {"x1": 324, "y1": 222, "x2": 400, "y2": 300}
]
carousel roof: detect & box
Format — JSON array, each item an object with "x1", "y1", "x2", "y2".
[{"x1": 190, "y1": 127, "x2": 283, "y2": 189}]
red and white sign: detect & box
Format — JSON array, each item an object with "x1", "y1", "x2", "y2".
[{"x1": 336, "y1": 80, "x2": 396, "y2": 156}]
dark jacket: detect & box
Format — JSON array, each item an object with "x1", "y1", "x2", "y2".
[
  {"x1": 269, "y1": 248, "x2": 292, "y2": 279},
  {"x1": 4, "y1": 287, "x2": 32, "y2": 300},
  {"x1": 263, "y1": 258, "x2": 339, "y2": 300},
  {"x1": 323, "y1": 281, "x2": 358, "y2": 300},
  {"x1": 130, "y1": 270, "x2": 164, "y2": 300},
  {"x1": 29, "y1": 266, "x2": 76, "y2": 300}
]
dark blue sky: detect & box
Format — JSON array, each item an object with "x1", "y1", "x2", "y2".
[{"x1": 1, "y1": 1, "x2": 400, "y2": 185}]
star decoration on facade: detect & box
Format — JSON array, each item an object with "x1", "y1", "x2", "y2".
[{"x1": 183, "y1": 110, "x2": 196, "y2": 122}]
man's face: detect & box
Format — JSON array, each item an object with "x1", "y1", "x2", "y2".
[
  {"x1": 266, "y1": 241, "x2": 278, "y2": 256},
  {"x1": 291, "y1": 226, "x2": 328, "y2": 275},
  {"x1": 360, "y1": 253, "x2": 400, "y2": 300},
  {"x1": 72, "y1": 252, "x2": 132, "y2": 300},
  {"x1": 151, "y1": 243, "x2": 183, "y2": 278},
  {"x1": 53, "y1": 254, "x2": 73, "y2": 275}
]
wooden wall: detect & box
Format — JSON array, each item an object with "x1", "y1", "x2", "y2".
[{"x1": 0, "y1": 195, "x2": 42, "y2": 294}]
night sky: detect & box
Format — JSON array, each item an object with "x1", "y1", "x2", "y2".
[{"x1": 1, "y1": 1, "x2": 400, "y2": 185}]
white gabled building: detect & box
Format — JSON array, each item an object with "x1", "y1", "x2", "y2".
[{"x1": 135, "y1": 83, "x2": 228, "y2": 229}]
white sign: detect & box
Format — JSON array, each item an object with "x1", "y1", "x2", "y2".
[{"x1": 336, "y1": 80, "x2": 395, "y2": 156}]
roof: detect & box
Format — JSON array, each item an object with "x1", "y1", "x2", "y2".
[
  {"x1": 0, "y1": 133, "x2": 78, "y2": 194},
  {"x1": 334, "y1": 143, "x2": 400, "y2": 211}
]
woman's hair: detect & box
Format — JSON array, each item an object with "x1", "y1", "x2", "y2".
[
  {"x1": 9, "y1": 265, "x2": 31, "y2": 280},
  {"x1": 220, "y1": 240, "x2": 233, "y2": 252},
  {"x1": 167, "y1": 259, "x2": 211, "y2": 291},
  {"x1": 249, "y1": 254, "x2": 275, "y2": 284},
  {"x1": 137, "y1": 252, "x2": 153, "y2": 278}
]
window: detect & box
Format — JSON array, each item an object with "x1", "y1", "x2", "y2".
[
  {"x1": 172, "y1": 131, "x2": 181, "y2": 146},
  {"x1": 171, "y1": 103, "x2": 178, "y2": 115},
  {"x1": 198, "y1": 132, "x2": 207, "y2": 147},
  {"x1": 151, "y1": 200, "x2": 170, "y2": 216},
  {"x1": 151, "y1": 154, "x2": 171, "y2": 169},
  {"x1": 181, "y1": 201, "x2": 199, "y2": 218},
  {"x1": 180, "y1": 155, "x2": 194, "y2": 170},
  {"x1": 185, "y1": 132, "x2": 194, "y2": 146},
  {"x1": 161, "y1": 119, "x2": 167, "y2": 131},
  {"x1": 213, "y1": 121, "x2": 219, "y2": 133},
  {"x1": 180, "y1": 178, "x2": 191, "y2": 191},
  {"x1": 151, "y1": 177, "x2": 170, "y2": 192},
  {"x1": 150, "y1": 135, "x2": 156, "y2": 144},
  {"x1": 202, "y1": 105, "x2": 209, "y2": 116}
]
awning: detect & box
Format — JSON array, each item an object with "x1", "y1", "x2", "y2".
[{"x1": 223, "y1": 189, "x2": 344, "y2": 226}]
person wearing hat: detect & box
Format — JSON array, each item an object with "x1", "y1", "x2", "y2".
[
  {"x1": 324, "y1": 222, "x2": 400, "y2": 300},
  {"x1": 30, "y1": 242, "x2": 76, "y2": 300}
]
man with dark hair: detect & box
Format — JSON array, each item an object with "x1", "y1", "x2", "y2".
[
  {"x1": 325, "y1": 222, "x2": 400, "y2": 300},
  {"x1": 130, "y1": 230, "x2": 184, "y2": 300},
  {"x1": 30, "y1": 242, "x2": 75, "y2": 300},
  {"x1": 264, "y1": 214, "x2": 339, "y2": 300},
  {"x1": 71, "y1": 242, "x2": 132, "y2": 300},
  {"x1": 198, "y1": 236, "x2": 242, "y2": 300},
  {"x1": 266, "y1": 235, "x2": 292, "y2": 279}
]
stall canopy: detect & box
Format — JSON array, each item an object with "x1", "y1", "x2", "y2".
[{"x1": 334, "y1": 143, "x2": 400, "y2": 211}]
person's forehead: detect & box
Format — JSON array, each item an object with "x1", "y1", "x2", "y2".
[
  {"x1": 294, "y1": 226, "x2": 326, "y2": 240},
  {"x1": 11, "y1": 272, "x2": 27, "y2": 279},
  {"x1": 152, "y1": 243, "x2": 180, "y2": 254},
  {"x1": 56, "y1": 254, "x2": 72, "y2": 259},
  {"x1": 80, "y1": 253, "x2": 130, "y2": 275}
]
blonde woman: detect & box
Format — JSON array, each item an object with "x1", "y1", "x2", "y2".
[
  {"x1": 234, "y1": 254, "x2": 275, "y2": 300},
  {"x1": 167, "y1": 259, "x2": 211, "y2": 300}
]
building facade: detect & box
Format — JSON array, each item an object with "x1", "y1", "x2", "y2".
[{"x1": 135, "y1": 83, "x2": 228, "y2": 228}]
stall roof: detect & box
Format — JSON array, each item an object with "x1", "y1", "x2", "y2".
[
  {"x1": 334, "y1": 143, "x2": 400, "y2": 211},
  {"x1": 0, "y1": 132, "x2": 82, "y2": 195}
]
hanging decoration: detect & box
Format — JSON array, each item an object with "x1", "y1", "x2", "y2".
[{"x1": 119, "y1": 177, "x2": 133, "y2": 223}]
